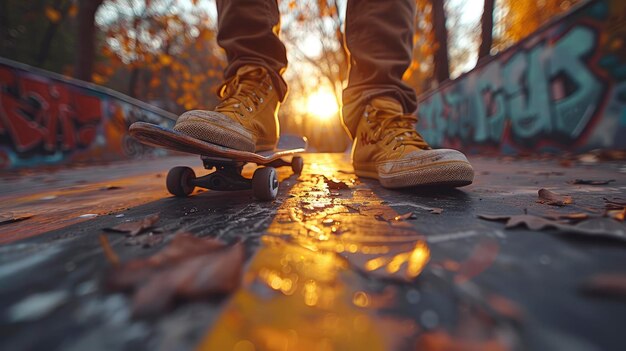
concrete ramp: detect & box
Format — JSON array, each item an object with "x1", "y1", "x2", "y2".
[
  {"x1": 417, "y1": 0, "x2": 626, "y2": 154},
  {"x1": 0, "y1": 57, "x2": 176, "y2": 169}
]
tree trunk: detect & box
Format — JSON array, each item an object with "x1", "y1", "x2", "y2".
[
  {"x1": 128, "y1": 67, "x2": 140, "y2": 98},
  {"x1": 75, "y1": 0, "x2": 104, "y2": 82},
  {"x1": 478, "y1": 0, "x2": 495, "y2": 62},
  {"x1": 37, "y1": 0, "x2": 71, "y2": 67},
  {"x1": 0, "y1": 0, "x2": 8, "y2": 57},
  {"x1": 431, "y1": 0, "x2": 450, "y2": 83}
]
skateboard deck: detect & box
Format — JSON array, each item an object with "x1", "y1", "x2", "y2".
[
  {"x1": 129, "y1": 122, "x2": 306, "y2": 163},
  {"x1": 128, "y1": 122, "x2": 306, "y2": 200}
]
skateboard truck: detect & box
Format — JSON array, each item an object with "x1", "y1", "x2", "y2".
[
  {"x1": 128, "y1": 122, "x2": 306, "y2": 201},
  {"x1": 165, "y1": 156, "x2": 304, "y2": 201}
]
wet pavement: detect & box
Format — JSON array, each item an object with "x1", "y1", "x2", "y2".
[{"x1": 1, "y1": 153, "x2": 625, "y2": 351}]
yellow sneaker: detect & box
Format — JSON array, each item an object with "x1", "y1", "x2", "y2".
[
  {"x1": 173, "y1": 65, "x2": 280, "y2": 152},
  {"x1": 350, "y1": 97, "x2": 474, "y2": 188}
]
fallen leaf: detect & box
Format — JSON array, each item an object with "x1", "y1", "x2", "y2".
[
  {"x1": 323, "y1": 177, "x2": 350, "y2": 190},
  {"x1": 101, "y1": 185, "x2": 123, "y2": 190},
  {"x1": 0, "y1": 213, "x2": 33, "y2": 225},
  {"x1": 105, "y1": 213, "x2": 160, "y2": 236},
  {"x1": 606, "y1": 208, "x2": 625, "y2": 222},
  {"x1": 479, "y1": 214, "x2": 626, "y2": 242},
  {"x1": 99, "y1": 234, "x2": 120, "y2": 266},
  {"x1": 568, "y1": 179, "x2": 615, "y2": 185},
  {"x1": 487, "y1": 294, "x2": 524, "y2": 322},
  {"x1": 430, "y1": 208, "x2": 444, "y2": 215},
  {"x1": 580, "y1": 274, "x2": 626, "y2": 301},
  {"x1": 537, "y1": 189, "x2": 573, "y2": 206},
  {"x1": 107, "y1": 233, "x2": 243, "y2": 317},
  {"x1": 477, "y1": 214, "x2": 511, "y2": 222},
  {"x1": 394, "y1": 212, "x2": 415, "y2": 221}
]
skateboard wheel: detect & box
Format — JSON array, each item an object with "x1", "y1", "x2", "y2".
[
  {"x1": 291, "y1": 156, "x2": 304, "y2": 175},
  {"x1": 252, "y1": 167, "x2": 278, "y2": 201},
  {"x1": 167, "y1": 166, "x2": 196, "y2": 197}
]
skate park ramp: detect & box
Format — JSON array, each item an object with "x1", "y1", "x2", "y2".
[
  {"x1": 417, "y1": 0, "x2": 626, "y2": 154},
  {"x1": 0, "y1": 57, "x2": 176, "y2": 169}
]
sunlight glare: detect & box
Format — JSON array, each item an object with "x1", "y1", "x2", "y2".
[{"x1": 306, "y1": 88, "x2": 339, "y2": 121}]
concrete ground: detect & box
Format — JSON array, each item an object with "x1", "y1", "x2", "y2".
[{"x1": 0, "y1": 153, "x2": 625, "y2": 351}]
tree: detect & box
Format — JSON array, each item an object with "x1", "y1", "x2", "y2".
[
  {"x1": 98, "y1": 0, "x2": 225, "y2": 112},
  {"x1": 0, "y1": 0, "x2": 78, "y2": 73},
  {"x1": 402, "y1": 0, "x2": 436, "y2": 94},
  {"x1": 478, "y1": 0, "x2": 495, "y2": 62},
  {"x1": 75, "y1": 0, "x2": 104, "y2": 81},
  {"x1": 278, "y1": 0, "x2": 350, "y2": 152},
  {"x1": 494, "y1": 0, "x2": 580, "y2": 53},
  {"x1": 431, "y1": 0, "x2": 450, "y2": 83}
]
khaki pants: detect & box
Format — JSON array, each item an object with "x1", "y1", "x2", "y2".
[{"x1": 216, "y1": 0, "x2": 417, "y2": 138}]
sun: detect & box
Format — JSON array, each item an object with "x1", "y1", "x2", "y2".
[{"x1": 306, "y1": 88, "x2": 339, "y2": 121}]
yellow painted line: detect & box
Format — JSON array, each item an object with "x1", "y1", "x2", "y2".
[{"x1": 197, "y1": 154, "x2": 430, "y2": 351}]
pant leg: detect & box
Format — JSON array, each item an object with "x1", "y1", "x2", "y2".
[
  {"x1": 342, "y1": 0, "x2": 417, "y2": 138},
  {"x1": 216, "y1": 0, "x2": 288, "y2": 101}
]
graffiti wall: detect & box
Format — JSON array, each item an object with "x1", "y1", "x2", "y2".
[
  {"x1": 417, "y1": 0, "x2": 626, "y2": 154},
  {"x1": 0, "y1": 58, "x2": 176, "y2": 169}
]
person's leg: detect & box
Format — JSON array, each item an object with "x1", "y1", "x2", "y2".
[
  {"x1": 216, "y1": 0, "x2": 288, "y2": 101},
  {"x1": 343, "y1": 0, "x2": 474, "y2": 188},
  {"x1": 342, "y1": 0, "x2": 417, "y2": 137},
  {"x1": 174, "y1": 0, "x2": 286, "y2": 152}
]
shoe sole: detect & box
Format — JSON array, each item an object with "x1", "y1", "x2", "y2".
[
  {"x1": 174, "y1": 111, "x2": 255, "y2": 152},
  {"x1": 380, "y1": 160, "x2": 474, "y2": 188},
  {"x1": 355, "y1": 151, "x2": 475, "y2": 189}
]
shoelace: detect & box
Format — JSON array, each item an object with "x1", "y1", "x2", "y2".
[
  {"x1": 216, "y1": 68, "x2": 271, "y2": 123},
  {"x1": 366, "y1": 105, "x2": 430, "y2": 150}
]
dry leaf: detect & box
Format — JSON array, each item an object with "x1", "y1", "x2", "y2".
[
  {"x1": 323, "y1": 177, "x2": 350, "y2": 190},
  {"x1": 107, "y1": 233, "x2": 243, "y2": 317},
  {"x1": 568, "y1": 179, "x2": 615, "y2": 185},
  {"x1": 101, "y1": 185, "x2": 123, "y2": 190},
  {"x1": 430, "y1": 208, "x2": 444, "y2": 215},
  {"x1": 537, "y1": 189, "x2": 573, "y2": 206},
  {"x1": 479, "y1": 214, "x2": 626, "y2": 241},
  {"x1": 580, "y1": 274, "x2": 626, "y2": 301},
  {"x1": 487, "y1": 294, "x2": 524, "y2": 322},
  {"x1": 393, "y1": 212, "x2": 415, "y2": 221},
  {"x1": 105, "y1": 213, "x2": 160, "y2": 236},
  {"x1": 0, "y1": 213, "x2": 33, "y2": 226},
  {"x1": 606, "y1": 208, "x2": 625, "y2": 222}
]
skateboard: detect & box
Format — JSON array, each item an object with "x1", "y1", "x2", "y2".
[{"x1": 128, "y1": 122, "x2": 306, "y2": 201}]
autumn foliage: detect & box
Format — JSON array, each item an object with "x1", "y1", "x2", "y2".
[
  {"x1": 96, "y1": 0, "x2": 226, "y2": 113},
  {"x1": 0, "y1": 0, "x2": 583, "y2": 126}
]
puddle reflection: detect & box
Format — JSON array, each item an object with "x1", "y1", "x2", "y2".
[{"x1": 199, "y1": 154, "x2": 431, "y2": 351}]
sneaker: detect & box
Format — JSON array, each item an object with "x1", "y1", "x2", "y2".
[
  {"x1": 173, "y1": 65, "x2": 280, "y2": 152},
  {"x1": 350, "y1": 96, "x2": 474, "y2": 188}
]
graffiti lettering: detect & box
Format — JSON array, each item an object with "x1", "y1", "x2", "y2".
[
  {"x1": 417, "y1": 2, "x2": 626, "y2": 154},
  {"x1": 0, "y1": 67, "x2": 102, "y2": 156},
  {"x1": 0, "y1": 59, "x2": 176, "y2": 168}
]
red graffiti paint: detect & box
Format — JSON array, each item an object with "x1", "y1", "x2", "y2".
[{"x1": 0, "y1": 67, "x2": 102, "y2": 154}]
